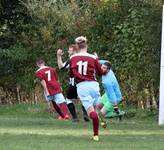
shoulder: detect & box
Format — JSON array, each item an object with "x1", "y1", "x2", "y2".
[
  {"x1": 36, "y1": 66, "x2": 49, "y2": 73},
  {"x1": 110, "y1": 70, "x2": 115, "y2": 76},
  {"x1": 70, "y1": 52, "x2": 96, "y2": 59},
  {"x1": 108, "y1": 70, "x2": 117, "y2": 80}
]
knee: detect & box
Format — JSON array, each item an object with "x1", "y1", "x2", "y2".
[{"x1": 89, "y1": 111, "x2": 98, "y2": 119}]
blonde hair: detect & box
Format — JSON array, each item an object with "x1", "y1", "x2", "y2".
[
  {"x1": 75, "y1": 36, "x2": 87, "y2": 49},
  {"x1": 75, "y1": 36, "x2": 87, "y2": 44}
]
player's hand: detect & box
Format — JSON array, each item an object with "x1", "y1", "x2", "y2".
[
  {"x1": 57, "y1": 49, "x2": 64, "y2": 56},
  {"x1": 93, "y1": 52, "x2": 98, "y2": 58},
  {"x1": 45, "y1": 91, "x2": 50, "y2": 97}
]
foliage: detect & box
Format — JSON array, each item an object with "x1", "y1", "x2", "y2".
[
  {"x1": 0, "y1": 0, "x2": 162, "y2": 107},
  {"x1": 87, "y1": 0, "x2": 162, "y2": 107}
]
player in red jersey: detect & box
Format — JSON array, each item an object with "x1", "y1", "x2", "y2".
[
  {"x1": 57, "y1": 44, "x2": 90, "y2": 122},
  {"x1": 35, "y1": 58, "x2": 70, "y2": 120},
  {"x1": 69, "y1": 36, "x2": 106, "y2": 141}
]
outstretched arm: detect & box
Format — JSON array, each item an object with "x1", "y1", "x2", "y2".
[{"x1": 57, "y1": 49, "x2": 64, "y2": 69}]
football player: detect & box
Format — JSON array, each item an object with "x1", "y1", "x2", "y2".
[
  {"x1": 35, "y1": 58, "x2": 70, "y2": 120},
  {"x1": 57, "y1": 45, "x2": 90, "y2": 122},
  {"x1": 69, "y1": 36, "x2": 106, "y2": 141}
]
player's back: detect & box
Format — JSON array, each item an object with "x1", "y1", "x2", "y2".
[
  {"x1": 70, "y1": 52, "x2": 101, "y2": 83},
  {"x1": 36, "y1": 66, "x2": 61, "y2": 95}
]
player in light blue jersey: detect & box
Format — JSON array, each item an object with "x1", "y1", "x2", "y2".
[
  {"x1": 100, "y1": 60, "x2": 122, "y2": 111},
  {"x1": 101, "y1": 62, "x2": 122, "y2": 103},
  {"x1": 96, "y1": 60, "x2": 122, "y2": 124}
]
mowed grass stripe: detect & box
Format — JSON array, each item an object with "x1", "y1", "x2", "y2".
[{"x1": 0, "y1": 127, "x2": 164, "y2": 136}]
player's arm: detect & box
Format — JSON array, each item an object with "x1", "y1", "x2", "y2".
[
  {"x1": 40, "y1": 80, "x2": 50, "y2": 96},
  {"x1": 95, "y1": 58, "x2": 105, "y2": 76},
  {"x1": 57, "y1": 49, "x2": 64, "y2": 69},
  {"x1": 35, "y1": 71, "x2": 50, "y2": 96},
  {"x1": 93, "y1": 52, "x2": 105, "y2": 75}
]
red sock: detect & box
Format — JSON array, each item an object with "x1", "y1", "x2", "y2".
[
  {"x1": 89, "y1": 111, "x2": 99, "y2": 136},
  {"x1": 59, "y1": 102, "x2": 70, "y2": 117},
  {"x1": 51, "y1": 101, "x2": 65, "y2": 118}
]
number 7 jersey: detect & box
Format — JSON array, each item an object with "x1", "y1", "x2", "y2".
[
  {"x1": 35, "y1": 66, "x2": 62, "y2": 95},
  {"x1": 69, "y1": 52, "x2": 103, "y2": 84}
]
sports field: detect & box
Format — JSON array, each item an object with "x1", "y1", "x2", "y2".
[{"x1": 0, "y1": 104, "x2": 164, "y2": 150}]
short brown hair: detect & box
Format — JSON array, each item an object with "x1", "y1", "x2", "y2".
[
  {"x1": 36, "y1": 58, "x2": 45, "y2": 66},
  {"x1": 69, "y1": 44, "x2": 78, "y2": 52},
  {"x1": 77, "y1": 42, "x2": 87, "y2": 50},
  {"x1": 104, "y1": 61, "x2": 112, "y2": 70}
]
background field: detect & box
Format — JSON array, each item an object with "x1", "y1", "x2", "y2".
[{"x1": 0, "y1": 104, "x2": 164, "y2": 150}]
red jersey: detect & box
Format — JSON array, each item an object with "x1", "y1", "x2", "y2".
[
  {"x1": 35, "y1": 66, "x2": 62, "y2": 95},
  {"x1": 69, "y1": 52, "x2": 103, "y2": 83}
]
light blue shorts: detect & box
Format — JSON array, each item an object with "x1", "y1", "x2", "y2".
[
  {"x1": 77, "y1": 81, "x2": 101, "y2": 110},
  {"x1": 47, "y1": 93, "x2": 66, "y2": 104}
]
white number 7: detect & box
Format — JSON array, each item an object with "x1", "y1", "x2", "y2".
[
  {"x1": 77, "y1": 61, "x2": 88, "y2": 75},
  {"x1": 45, "y1": 70, "x2": 51, "y2": 81}
]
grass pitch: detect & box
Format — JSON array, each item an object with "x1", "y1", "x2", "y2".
[{"x1": 0, "y1": 104, "x2": 164, "y2": 150}]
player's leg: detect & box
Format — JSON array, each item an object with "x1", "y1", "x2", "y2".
[
  {"x1": 66, "y1": 86, "x2": 79, "y2": 121},
  {"x1": 97, "y1": 93, "x2": 113, "y2": 128},
  {"x1": 92, "y1": 86, "x2": 108, "y2": 129},
  {"x1": 113, "y1": 83, "x2": 122, "y2": 115},
  {"x1": 54, "y1": 93, "x2": 70, "y2": 119},
  {"x1": 81, "y1": 105, "x2": 90, "y2": 122},
  {"x1": 77, "y1": 81, "x2": 99, "y2": 141},
  {"x1": 106, "y1": 85, "x2": 120, "y2": 114},
  {"x1": 102, "y1": 93, "x2": 123, "y2": 121},
  {"x1": 43, "y1": 94, "x2": 53, "y2": 113},
  {"x1": 96, "y1": 102, "x2": 107, "y2": 128},
  {"x1": 98, "y1": 106, "x2": 108, "y2": 128},
  {"x1": 113, "y1": 104, "x2": 119, "y2": 114},
  {"x1": 46, "y1": 95, "x2": 65, "y2": 118},
  {"x1": 51, "y1": 101, "x2": 65, "y2": 119},
  {"x1": 66, "y1": 98, "x2": 79, "y2": 122},
  {"x1": 69, "y1": 85, "x2": 89, "y2": 122},
  {"x1": 113, "y1": 102, "x2": 122, "y2": 121},
  {"x1": 87, "y1": 106, "x2": 99, "y2": 141},
  {"x1": 96, "y1": 102, "x2": 103, "y2": 110}
]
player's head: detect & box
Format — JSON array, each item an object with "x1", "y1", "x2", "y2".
[
  {"x1": 101, "y1": 61, "x2": 112, "y2": 74},
  {"x1": 75, "y1": 36, "x2": 87, "y2": 50},
  {"x1": 36, "y1": 58, "x2": 45, "y2": 67},
  {"x1": 68, "y1": 44, "x2": 78, "y2": 56}
]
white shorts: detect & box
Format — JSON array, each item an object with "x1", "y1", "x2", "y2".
[
  {"x1": 77, "y1": 81, "x2": 101, "y2": 110},
  {"x1": 47, "y1": 93, "x2": 66, "y2": 104}
]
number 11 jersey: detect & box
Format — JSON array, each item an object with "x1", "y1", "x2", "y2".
[{"x1": 69, "y1": 52, "x2": 103, "y2": 84}]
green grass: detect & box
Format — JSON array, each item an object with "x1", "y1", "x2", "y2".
[{"x1": 0, "y1": 104, "x2": 164, "y2": 150}]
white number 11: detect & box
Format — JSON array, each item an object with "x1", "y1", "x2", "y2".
[{"x1": 77, "y1": 61, "x2": 88, "y2": 75}]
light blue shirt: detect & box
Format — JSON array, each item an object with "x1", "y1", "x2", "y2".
[{"x1": 102, "y1": 69, "x2": 122, "y2": 104}]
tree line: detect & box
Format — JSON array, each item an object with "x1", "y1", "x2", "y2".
[{"x1": 0, "y1": 0, "x2": 162, "y2": 110}]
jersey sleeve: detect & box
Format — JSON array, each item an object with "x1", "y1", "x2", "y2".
[
  {"x1": 61, "y1": 60, "x2": 69, "y2": 70},
  {"x1": 95, "y1": 58, "x2": 104, "y2": 75},
  {"x1": 35, "y1": 71, "x2": 44, "y2": 80}
]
